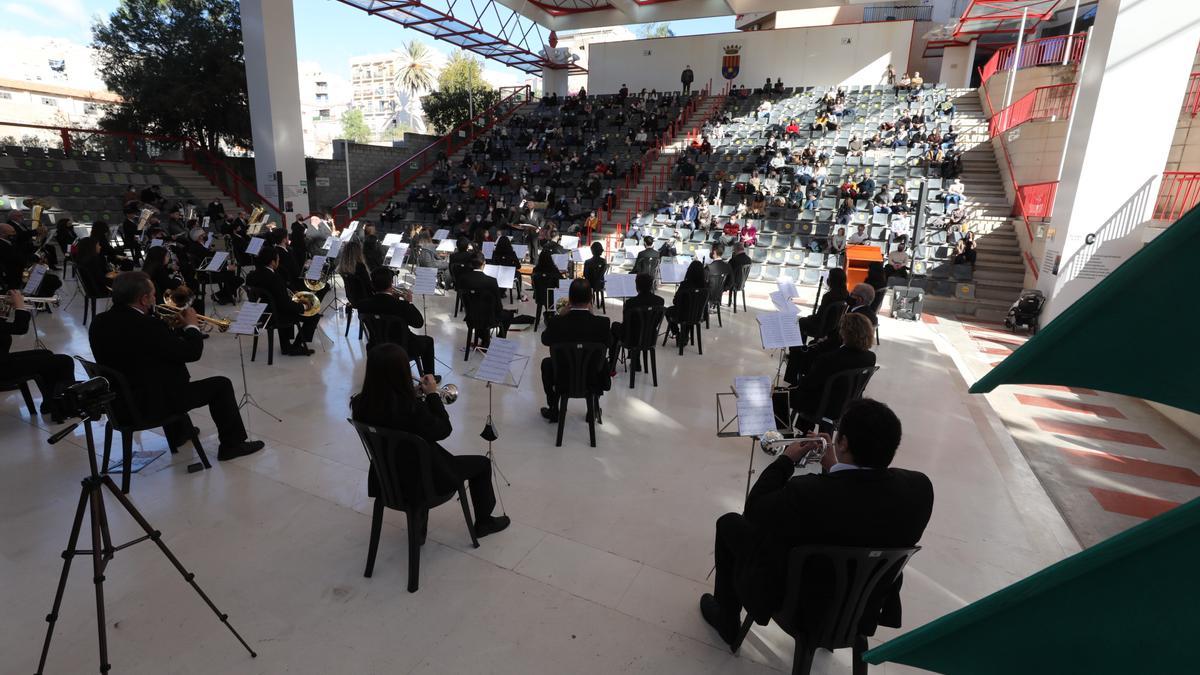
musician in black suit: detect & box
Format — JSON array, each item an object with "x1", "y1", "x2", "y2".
[
  {"x1": 1, "y1": 290, "x2": 75, "y2": 420},
  {"x1": 632, "y1": 235, "x2": 661, "y2": 277},
  {"x1": 362, "y1": 222, "x2": 385, "y2": 270},
  {"x1": 455, "y1": 252, "x2": 512, "y2": 348},
  {"x1": 608, "y1": 273, "x2": 664, "y2": 366},
  {"x1": 246, "y1": 247, "x2": 320, "y2": 356},
  {"x1": 0, "y1": 223, "x2": 23, "y2": 290},
  {"x1": 88, "y1": 272, "x2": 264, "y2": 460},
  {"x1": 705, "y1": 243, "x2": 734, "y2": 302},
  {"x1": 539, "y1": 279, "x2": 612, "y2": 422},
  {"x1": 728, "y1": 243, "x2": 752, "y2": 283},
  {"x1": 268, "y1": 228, "x2": 303, "y2": 291},
  {"x1": 700, "y1": 399, "x2": 934, "y2": 648},
  {"x1": 120, "y1": 206, "x2": 143, "y2": 266},
  {"x1": 289, "y1": 214, "x2": 308, "y2": 263},
  {"x1": 785, "y1": 283, "x2": 876, "y2": 384},
  {"x1": 354, "y1": 267, "x2": 438, "y2": 378},
  {"x1": 787, "y1": 312, "x2": 877, "y2": 419}
]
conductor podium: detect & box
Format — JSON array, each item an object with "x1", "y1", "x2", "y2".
[{"x1": 845, "y1": 244, "x2": 884, "y2": 291}]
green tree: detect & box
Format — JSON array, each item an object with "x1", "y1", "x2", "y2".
[
  {"x1": 340, "y1": 108, "x2": 373, "y2": 144},
  {"x1": 396, "y1": 40, "x2": 436, "y2": 128},
  {"x1": 421, "y1": 52, "x2": 497, "y2": 134},
  {"x1": 637, "y1": 22, "x2": 674, "y2": 39},
  {"x1": 91, "y1": 0, "x2": 249, "y2": 152}
]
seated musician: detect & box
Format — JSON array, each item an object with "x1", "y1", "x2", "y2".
[
  {"x1": 362, "y1": 222, "x2": 385, "y2": 270},
  {"x1": 786, "y1": 313, "x2": 877, "y2": 420},
  {"x1": 539, "y1": 279, "x2": 612, "y2": 423},
  {"x1": 350, "y1": 343, "x2": 509, "y2": 537},
  {"x1": 88, "y1": 272, "x2": 264, "y2": 460},
  {"x1": 665, "y1": 260, "x2": 707, "y2": 338},
  {"x1": 72, "y1": 236, "x2": 114, "y2": 298},
  {"x1": 246, "y1": 247, "x2": 320, "y2": 357},
  {"x1": 268, "y1": 228, "x2": 304, "y2": 291},
  {"x1": 91, "y1": 220, "x2": 134, "y2": 271},
  {"x1": 785, "y1": 283, "x2": 876, "y2": 384},
  {"x1": 355, "y1": 267, "x2": 438, "y2": 380},
  {"x1": 795, "y1": 267, "x2": 848, "y2": 341},
  {"x1": 608, "y1": 273, "x2": 664, "y2": 368},
  {"x1": 632, "y1": 235, "x2": 660, "y2": 277},
  {"x1": 1, "y1": 290, "x2": 75, "y2": 421},
  {"x1": 334, "y1": 239, "x2": 373, "y2": 300},
  {"x1": 455, "y1": 252, "x2": 513, "y2": 348},
  {"x1": 700, "y1": 399, "x2": 934, "y2": 648}
]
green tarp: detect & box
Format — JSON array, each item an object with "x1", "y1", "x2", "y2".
[
  {"x1": 969, "y1": 205, "x2": 1199, "y2": 414},
  {"x1": 864, "y1": 496, "x2": 1199, "y2": 673}
]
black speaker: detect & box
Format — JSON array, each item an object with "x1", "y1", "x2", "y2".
[{"x1": 891, "y1": 286, "x2": 924, "y2": 321}]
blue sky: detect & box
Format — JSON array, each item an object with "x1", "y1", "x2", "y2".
[{"x1": 2, "y1": 0, "x2": 734, "y2": 81}]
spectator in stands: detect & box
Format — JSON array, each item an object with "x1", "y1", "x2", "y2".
[
  {"x1": 836, "y1": 198, "x2": 856, "y2": 226},
  {"x1": 785, "y1": 119, "x2": 800, "y2": 139},
  {"x1": 892, "y1": 186, "x2": 911, "y2": 214},
  {"x1": 946, "y1": 207, "x2": 967, "y2": 231},
  {"x1": 838, "y1": 178, "x2": 859, "y2": 201},
  {"x1": 885, "y1": 252, "x2": 911, "y2": 282},
  {"x1": 847, "y1": 135, "x2": 864, "y2": 157},
  {"x1": 739, "y1": 220, "x2": 758, "y2": 248},
  {"x1": 944, "y1": 178, "x2": 965, "y2": 209},
  {"x1": 938, "y1": 98, "x2": 955, "y2": 118},
  {"x1": 910, "y1": 72, "x2": 924, "y2": 89},
  {"x1": 681, "y1": 65, "x2": 694, "y2": 95},
  {"x1": 773, "y1": 78, "x2": 784, "y2": 95},
  {"x1": 883, "y1": 64, "x2": 896, "y2": 86},
  {"x1": 848, "y1": 224, "x2": 868, "y2": 245},
  {"x1": 954, "y1": 232, "x2": 977, "y2": 266},
  {"x1": 722, "y1": 217, "x2": 741, "y2": 247},
  {"x1": 830, "y1": 227, "x2": 847, "y2": 258},
  {"x1": 756, "y1": 99, "x2": 773, "y2": 123},
  {"x1": 804, "y1": 183, "x2": 820, "y2": 211},
  {"x1": 858, "y1": 175, "x2": 876, "y2": 205},
  {"x1": 890, "y1": 212, "x2": 912, "y2": 245},
  {"x1": 895, "y1": 72, "x2": 911, "y2": 94}
]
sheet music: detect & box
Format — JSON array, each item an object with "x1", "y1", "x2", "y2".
[
  {"x1": 571, "y1": 247, "x2": 589, "y2": 263},
  {"x1": 324, "y1": 237, "x2": 342, "y2": 258},
  {"x1": 603, "y1": 273, "x2": 637, "y2": 298},
  {"x1": 230, "y1": 302, "x2": 267, "y2": 335},
  {"x1": 433, "y1": 228, "x2": 450, "y2": 241},
  {"x1": 475, "y1": 337, "x2": 520, "y2": 384},
  {"x1": 436, "y1": 238, "x2": 456, "y2": 252},
  {"x1": 660, "y1": 262, "x2": 687, "y2": 284},
  {"x1": 482, "y1": 241, "x2": 496, "y2": 260},
  {"x1": 769, "y1": 290, "x2": 800, "y2": 315},
  {"x1": 777, "y1": 278, "x2": 798, "y2": 299},
  {"x1": 22, "y1": 265, "x2": 46, "y2": 295},
  {"x1": 305, "y1": 255, "x2": 327, "y2": 281},
  {"x1": 512, "y1": 244, "x2": 529, "y2": 261},
  {"x1": 551, "y1": 287, "x2": 570, "y2": 306},
  {"x1": 202, "y1": 216, "x2": 211, "y2": 230},
  {"x1": 735, "y1": 375, "x2": 775, "y2": 437},
  {"x1": 382, "y1": 233, "x2": 404, "y2": 246},
  {"x1": 204, "y1": 232, "x2": 214, "y2": 249},
  {"x1": 757, "y1": 312, "x2": 805, "y2": 349},
  {"x1": 387, "y1": 243, "x2": 409, "y2": 267},
  {"x1": 137, "y1": 208, "x2": 153, "y2": 231},
  {"x1": 148, "y1": 239, "x2": 165, "y2": 249},
  {"x1": 552, "y1": 253, "x2": 569, "y2": 271},
  {"x1": 339, "y1": 221, "x2": 359, "y2": 241},
  {"x1": 202, "y1": 251, "x2": 229, "y2": 273},
  {"x1": 483, "y1": 264, "x2": 516, "y2": 288},
  {"x1": 560, "y1": 235, "x2": 580, "y2": 249},
  {"x1": 410, "y1": 267, "x2": 438, "y2": 295},
  {"x1": 245, "y1": 237, "x2": 265, "y2": 256}
]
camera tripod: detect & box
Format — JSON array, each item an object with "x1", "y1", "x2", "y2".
[{"x1": 36, "y1": 407, "x2": 256, "y2": 673}]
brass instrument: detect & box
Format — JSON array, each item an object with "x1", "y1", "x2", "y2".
[
  {"x1": 291, "y1": 291, "x2": 321, "y2": 317},
  {"x1": 157, "y1": 286, "x2": 232, "y2": 332},
  {"x1": 413, "y1": 376, "x2": 458, "y2": 405},
  {"x1": 248, "y1": 205, "x2": 265, "y2": 227},
  {"x1": 23, "y1": 197, "x2": 46, "y2": 225},
  {"x1": 0, "y1": 295, "x2": 59, "y2": 318},
  {"x1": 758, "y1": 430, "x2": 828, "y2": 465}
]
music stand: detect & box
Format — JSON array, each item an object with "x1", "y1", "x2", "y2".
[
  {"x1": 228, "y1": 303, "x2": 282, "y2": 424},
  {"x1": 463, "y1": 338, "x2": 530, "y2": 512}
]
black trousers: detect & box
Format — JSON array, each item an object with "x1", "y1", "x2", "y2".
[
  {"x1": 2, "y1": 350, "x2": 75, "y2": 402},
  {"x1": 276, "y1": 314, "x2": 321, "y2": 346},
  {"x1": 540, "y1": 357, "x2": 605, "y2": 410},
  {"x1": 409, "y1": 334, "x2": 436, "y2": 375},
  {"x1": 477, "y1": 310, "x2": 514, "y2": 348},
  {"x1": 713, "y1": 512, "x2": 752, "y2": 623},
  {"x1": 453, "y1": 454, "x2": 497, "y2": 520},
  {"x1": 163, "y1": 376, "x2": 247, "y2": 448}
]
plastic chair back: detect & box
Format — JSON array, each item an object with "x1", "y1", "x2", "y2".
[
  {"x1": 74, "y1": 356, "x2": 148, "y2": 430},
  {"x1": 549, "y1": 342, "x2": 609, "y2": 398},
  {"x1": 347, "y1": 420, "x2": 449, "y2": 513},
  {"x1": 625, "y1": 306, "x2": 665, "y2": 351}
]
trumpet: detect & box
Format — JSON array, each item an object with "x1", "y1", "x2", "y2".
[
  {"x1": 0, "y1": 295, "x2": 59, "y2": 318},
  {"x1": 157, "y1": 286, "x2": 232, "y2": 332},
  {"x1": 758, "y1": 430, "x2": 828, "y2": 465},
  {"x1": 291, "y1": 291, "x2": 321, "y2": 317},
  {"x1": 413, "y1": 376, "x2": 458, "y2": 405}
]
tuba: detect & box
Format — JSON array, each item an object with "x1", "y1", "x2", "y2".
[{"x1": 291, "y1": 291, "x2": 321, "y2": 317}]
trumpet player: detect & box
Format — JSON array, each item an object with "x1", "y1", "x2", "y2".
[
  {"x1": 350, "y1": 343, "x2": 510, "y2": 538},
  {"x1": 246, "y1": 246, "x2": 320, "y2": 357},
  {"x1": 699, "y1": 399, "x2": 933, "y2": 650},
  {"x1": 355, "y1": 267, "x2": 438, "y2": 381},
  {"x1": 88, "y1": 272, "x2": 265, "y2": 461},
  {"x1": 1, "y1": 290, "x2": 75, "y2": 422}
]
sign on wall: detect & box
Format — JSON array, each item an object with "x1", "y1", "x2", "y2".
[{"x1": 721, "y1": 44, "x2": 741, "y2": 80}]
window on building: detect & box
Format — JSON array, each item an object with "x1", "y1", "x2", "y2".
[
  {"x1": 319, "y1": 109, "x2": 330, "y2": 119},
  {"x1": 316, "y1": 92, "x2": 328, "y2": 102},
  {"x1": 48, "y1": 59, "x2": 65, "y2": 73},
  {"x1": 0, "y1": 92, "x2": 12, "y2": 100},
  {"x1": 84, "y1": 103, "x2": 99, "y2": 115},
  {"x1": 315, "y1": 81, "x2": 327, "y2": 89},
  {"x1": 41, "y1": 97, "x2": 57, "y2": 107}
]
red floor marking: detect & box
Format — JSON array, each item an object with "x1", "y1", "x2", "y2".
[
  {"x1": 981, "y1": 347, "x2": 1012, "y2": 355},
  {"x1": 922, "y1": 313, "x2": 939, "y2": 324},
  {"x1": 1063, "y1": 448, "x2": 1200, "y2": 487},
  {"x1": 956, "y1": 315, "x2": 1004, "y2": 325},
  {"x1": 1016, "y1": 394, "x2": 1126, "y2": 419},
  {"x1": 966, "y1": 330, "x2": 1027, "y2": 346},
  {"x1": 1089, "y1": 487, "x2": 1181, "y2": 520},
  {"x1": 1034, "y1": 418, "x2": 1164, "y2": 449},
  {"x1": 1024, "y1": 384, "x2": 1098, "y2": 396}
]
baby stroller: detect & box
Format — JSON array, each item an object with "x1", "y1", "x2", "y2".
[{"x1": 1005, "y1": 289, "x2": 1045, "y2": 334}]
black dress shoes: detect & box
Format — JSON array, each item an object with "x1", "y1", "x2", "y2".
[
  {"x1": 700, "y1": 594, "x2": 740, "y2": 651},
  {"x1": 475, "y1": 515, "x2": 511, "y2": 538},
  {"x1": 539, "y1": 407, "x2": 558, "y2": 422},
  {"x1": 217, "y1": 440, "x2": 265, "y2": 461}
]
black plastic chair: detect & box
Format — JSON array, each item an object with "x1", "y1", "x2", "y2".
[
  {"x1": 704, "y1": 269, "x2": 730, "y2": 328},
  {"x1": 449, "y1": 262, "x2": 472, "y2": 318},
  {"x1": 347, "y1": 420, "x2": 478, "y2": 593},
  {"x1": 621, "y1": 305, "x2": 665, "y2": 388},
  {"x1": 801, "y1": 300, "x2": 848, "y2": 344},
  {"x1": 462, "y1": 288, "x2": 500, "y2": 361},
  {"x1": 727, "y1": 263, "x2": 751, "y2": 313},
  {"x1": 548, "y1": 342, "x2": 609, "y2": 447},
  {"x1": 339, "y1": 272, "x2": 368, "y2": 339},
  {"x1": 794, "y1": 366, "x2": 880, "y2": 434},
  {"x1": 531, "y1": 271, "x2": 560, "y2": 331},
  {"x1": 76, "y1": 357, "x2": 210, "y2": 494},
  {"x1": 76, "y1": 267, "x2": 109, "y2": 326},
  {"x1": 584, "y1": 257, "x2": 608, "y2": 314},
  {"x1": 664, "y1": 287, "x2": 709, "y2": 355},
  {"x1": 0, "y1": 376, "x2": 37, "y2": 415},
  {"x1": 733, "y1": 545, "x2": 921, "y2": 675},
  {"x1": 243, "y1": 285, "x2": 281, "y2": 365},
  {"x1": 360, "y1": 312, "x2": 411, "y2": 353}
]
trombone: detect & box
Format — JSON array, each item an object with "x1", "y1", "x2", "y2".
[{"x1": 413, "y1": 376, "x2": 458, "y2": 404}]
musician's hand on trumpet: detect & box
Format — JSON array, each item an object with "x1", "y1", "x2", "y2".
[
  {"x1": 782, "y1": 431, "x2": 833, "y2": 467},
  {"x1": 5, "y1": 289, "x2": 26, "y2": 312},
  {"x1": 417, "y1": 374, "x2": 439, "y2": 396},
  {"x1": 177, "y1": 306, "x2": 201, "y2": 330}
]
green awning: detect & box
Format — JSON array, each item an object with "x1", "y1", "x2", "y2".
[
  {"x1": 969, "y1": 205, "x2": 1199, "y2": 413},
  {"x1": 864, "y1": 496, "x2": 1199, "y2": 673}
]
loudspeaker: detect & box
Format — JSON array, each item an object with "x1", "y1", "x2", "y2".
[{"x1": 891, "y1": 286, "x2": 924, "y2": 321}]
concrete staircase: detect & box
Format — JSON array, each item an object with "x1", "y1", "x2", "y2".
[
  {"x1": 923, "y1": 91, "x2": 1026, "y2": 321},
  {"x1": 158, "y1": 162, "x2": 240, "y2": 213}
]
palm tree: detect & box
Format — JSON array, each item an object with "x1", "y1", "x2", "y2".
[{"x1": 396, "y1": 40, "x2": 435, "y2": 129}]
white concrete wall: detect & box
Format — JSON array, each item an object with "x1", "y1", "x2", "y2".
[
  {"x1": 587, "y1": 21, "x2": 913, "y2": 95},
  {"x1": 1163, "y1": 47, "x2": 1200, "y2": 172},
  {"x1": 939, "y1": 41, "x2": 975, "y2": 89}
]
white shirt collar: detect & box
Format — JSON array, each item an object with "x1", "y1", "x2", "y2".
[{"x1": 829, "y1": 463, "x2": 865, "y2": 473}]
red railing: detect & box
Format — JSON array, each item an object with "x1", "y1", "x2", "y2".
[
  {"x1": 979, "y1": 74, "x2": 1039, "y2": 280},
  {"x1": 1153, "y1": 171, "x2": 1200, "y2": 221},
  {"x1": 0, "y1": 119, "x2": 284, "y2": 221},
  {"x1": 988, "y1": 83, "x2": 1075, "y2": 137},
  {"x1": 331, "y1": 85, "x2": 532, "y2": 227},
  {"x1": 979, "y1": 33, "x2": 1087, "y2": 83},
  {"x1": 1015, "y1": 181, "x2": 1058, "y2": 218},
  {"x1": 1183, "y1": 72, "x2": 1200, "y2": 118}
]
